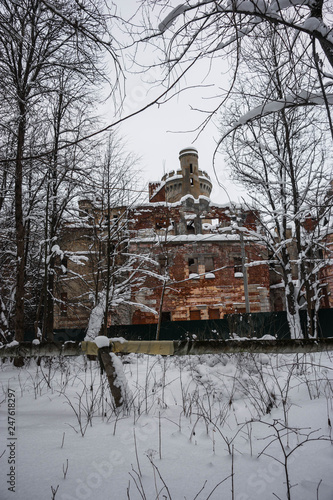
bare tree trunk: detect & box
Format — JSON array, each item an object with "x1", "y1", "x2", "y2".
[
  {"x1": 156, "y1": 278, "x2": 167, "y2": 341},
  {"x1": 45, "y1": 259, "x2": 55, "y2": 341},
  {"x1": 103, "y1": 183, "x2": 112, "y2": 337},
  {"x1": 14, "y1": 107, "x2": 26, "y2": 342}
]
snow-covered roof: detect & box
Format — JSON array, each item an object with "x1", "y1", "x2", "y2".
[
  {"x1": 165, "y1": 174, "x2": 183, "y2": 182},
  {"x1": 149, "y1": 180, "x2": 165, "y2": 199},
  {"x1": 130, "y1": 233, "x2": 259, "y2": 244},
  {"x1": 179, "y1": 146, "x2": 198, "y2": 158}
]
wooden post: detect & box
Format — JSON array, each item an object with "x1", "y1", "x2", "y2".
[{"x1": 98, "y1": 346, "x2": 124, "y2": 408}]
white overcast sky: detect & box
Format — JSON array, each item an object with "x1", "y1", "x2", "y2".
[{"x1": 102, "y1": 1, "x2": 248, "y2": 204}]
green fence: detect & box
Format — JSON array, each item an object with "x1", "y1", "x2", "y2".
[{"x1": 48, "y1": 309, "x2": 333, "y2": 342}]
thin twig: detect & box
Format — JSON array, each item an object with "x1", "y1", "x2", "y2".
[{"x1": 133, "y1": 428, "x2": 142, "y2": 478}]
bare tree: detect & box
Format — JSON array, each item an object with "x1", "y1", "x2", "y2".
[
  {"x1": 222, "y1": 25, "x2": 332, "y2": 338},
  {"x1": 37, "y1": 68, "x2": 102, "y2": 340},
  {"x1": 126, "y1": 1, "x2": 333, "y2": 139},
  {"x1": 56, "y1": 132, "x2": 152, "y2": 340},
  {"x1": 87, "y1": 133, "x2": 142, "y2": 337},
  {"x1": 0, "y1": 0, "x2": 118, "y2": 341}
]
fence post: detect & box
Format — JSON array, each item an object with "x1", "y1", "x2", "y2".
[{"x1": 98, "y1": 346, "x2": 124, "y2": 408}]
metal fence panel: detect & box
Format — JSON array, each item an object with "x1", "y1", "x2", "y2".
[{"x1": 39, "y1": 309, "x2": 333, "y2": 342}]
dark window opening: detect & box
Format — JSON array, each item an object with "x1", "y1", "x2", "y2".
[
  {"x1": 188, "y1": 257, "x2": 198, "y2": 274},
  {"x1": 190, "y1": 163, "x2": 193, "y2": 173},
  {"x1": 161, "y1": 311, "x2": 171, "y2": 322},
  {"x1": 234, "y1": 257, "x2": 243, "y2": 276},
  {"x1": 187, "y1": 221, "x2": 195, "y2": 234}
]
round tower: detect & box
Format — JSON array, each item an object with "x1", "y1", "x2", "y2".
[
  {"x1": 179, "y1": 146, "x2": 199, "y2": 198},
  {"x1": 164, "y1": 147, "x2": 212, "y2": 202}
]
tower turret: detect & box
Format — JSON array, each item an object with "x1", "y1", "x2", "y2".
[{"x1": 163, "y1": 147, "x2": 212, "y2": 202}]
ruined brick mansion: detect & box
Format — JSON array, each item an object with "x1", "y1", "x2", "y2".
[{"x1": 54, "y1": 147, "x2": 331, "y2": 331}]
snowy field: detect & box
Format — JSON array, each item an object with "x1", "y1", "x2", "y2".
[{"x1": 0, "y1": 349, "x2": 332, "y2": 500}]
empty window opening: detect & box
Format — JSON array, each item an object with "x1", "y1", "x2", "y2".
[
  {"x1": 187, "y1": 220, "x2": 195, "y2": 234},
  {"x1": 161, "y1": 311, "x2": 171, "y2": 322},
  {"x1": 190, "y1": 163, "x2": 193, "y2": 173},
  {"x1": 190, "y1": 178, "x2": 194, "y2": 186},
  {"x1": 188, "y1": 257, "x2": 198, "y2": 274},
  {"x1": 234, "y1": 257, "x2": 243, "y2": 277}
]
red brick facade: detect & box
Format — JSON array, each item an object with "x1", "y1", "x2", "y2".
[
  {"x1": 54, "y1": 148, "x2": 332, "y2": 330},
  {"x1": 54, "y1": 192, "x2": 271, "y2": 328},
  {"x1": 129, "y1": 234, "x2": 270, "y2": 324}
]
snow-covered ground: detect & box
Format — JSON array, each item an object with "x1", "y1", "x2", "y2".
[{"x1": 0, "y1": 350, "x2": 332, "y2": 499}]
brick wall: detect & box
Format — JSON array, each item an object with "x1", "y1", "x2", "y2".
[{"x1": 129, "y1": 237, "x2": 270, "y2": 324}]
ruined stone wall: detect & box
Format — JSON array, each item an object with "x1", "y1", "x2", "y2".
[
  {"x1": 54, "y1": 198, "x2": 272, "y2": 330},
  {"x1": 54, "y1": 225, "x2": 96, "y2": 330},
  {"x1": 130, "y1": 238, "x2": 270, "y2": 324}
]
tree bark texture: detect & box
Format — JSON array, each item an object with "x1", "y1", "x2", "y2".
[
  {"x1": 14, "y1": 107, "x2": 26, "y2": 342},
  {"x1": 98, "y1": 346, "x2": 124, "y2": 408}
]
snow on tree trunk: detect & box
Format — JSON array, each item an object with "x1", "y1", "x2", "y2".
[
  {"x1": 285, "y1": 279, "x2": 303, "y2": 339},
  {"x1": 109, "y1": 352, "x2": 131, "y2": 407},
  {"x1": 98, "y1": 347, "x2": 131, "y2": 410},
  {"x1": 85, "y1": 292, "x2": 106, "y2": 341},
  {"x1": 286, "y1": 309, "x2": 303, "y2": 340}
]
